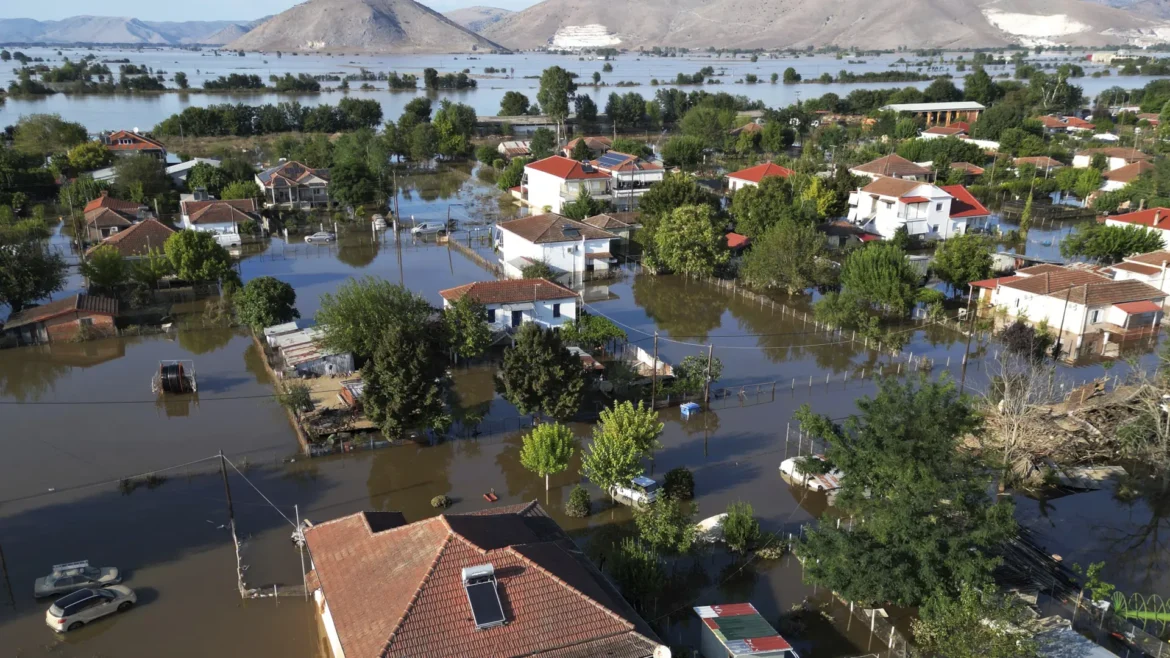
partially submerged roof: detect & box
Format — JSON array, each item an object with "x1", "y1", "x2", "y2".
[
  {"x1": 498, "y1": 213, "x2": 617, "y2": 244},
  {"x1": 941, "y1": 185, "x2": 991, "y2": 218},
  {"x1": 694, "y1": 603, "x2": 794, "y2": 657},
  {"x1": 727, "y1": 162, "x2": 796, "y2": 183},
  {"x1": 524, "y1": 155, "x2": 612, "y2": 180},
  {"x1": 439, "y1": 278, "x2": 578, "y2": 305},
  {"x1": 304, "y1": 502, "x2": 661, "y2": 658},
  {"x1": 87, "y1": 218, "x2": 175, "y2": 258},
  {"x1": 4, "y1": 294, "x2": 118, "y2": 330},
  {"x1": 851, "y1": 154, "x2": 932, "y2": 178}
]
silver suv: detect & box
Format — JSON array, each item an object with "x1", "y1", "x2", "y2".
[
  {"x1": 46, "y1": 586, "x2": 136, "y2": 632},
  {"x1": 35, "y1": 560, "x2": 121, "y2": 598},
  {"x1": 610, "y1": 475, "x2": 662, "y2": 506}
]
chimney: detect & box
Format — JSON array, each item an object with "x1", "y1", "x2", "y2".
[
  {"x1": 1140, "y1": 198, "x2": 1146, "y2": 211},
  {"x1": 1156, "y1": 210, "x2": 1163, "y2": 226}
]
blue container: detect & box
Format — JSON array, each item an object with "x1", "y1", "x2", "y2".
[{"x1": 680, "y1": 402, "x2": 701, "y2": 419}]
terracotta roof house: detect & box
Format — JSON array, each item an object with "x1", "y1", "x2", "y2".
[
  {"x1": 1073, "y1": 147, "x2": 1151, "y2": 172},
  {"x1": 1105, "y1": 207, "x2": 1170, "y2": 248},
  {"x1": 440, "y1": 279, "x2": 579, "y2": 330},
  {"x1": 1065, "y1": 116, "x2": 1096, "y2": 132},
  {"x1": 87, "y1": 218, "x2": 175, "y2": 259},
  {"x1": 496, "y1": 213, "x2": 617, "y2": 278},
  {"x1": 591, "y1": 152, "x2": 665, "y2": 211},
  {"x1": 303, "y1": 502, "x2": 663, "y2": 658},
  {"x1": 849, "y1": 154, "x2": 933, "y2": 181},
  {"x1": 921, "y1": 124, "x2": 967, "y2": 138},
  {"x1": 560, "y1": 136, "x2": 612, "y2": 159},
  {"x1": 82, "y1": 193, "x2": 149, "y2": 241},
  {"x1": 1101, "y1": 161, "x2": 1155, "y2": 191},
  {"x1": 1138, "y1": 113, "x2": 1161, "y2": 126},
  {"x1": 521, "y1": 156, "x2": 613, "y2": 214},
  {"x1": 847, "y1": 178, "x2": 989, "y2": 239},
  {"x1": 981, "y1": 263, "x2": 1165, "y2": 361},
  {"x1": 1015, "y1": 156, "x2": 1066, "y2": 173},
  {"x1": 583, "y1": 211, "x2": 639, "y2": 242},
  {"x1": 950, "y1": 161, "x2": 986, "y2": 176},
  {"x1": 255, "y1": 161, "x2": 331, "y2": 208},
  {"x1": 941, "y1": 184, "x2": 991, "y2": 223},
  {"x1": 726, "y1": 162, "x2": 796, "y2": 192},
  {"x1": 102, "y1": 130, "x2": 167, "y2": 160},
  {"x1": 2, "y1": 294, "x2": 118, "y2": 345},
  {"x1": 180, "y1": 197, "x2": 260, "y2": 237},
  {"x1": 1038, "y1": 115, "x2": 1069, "y2": 131},
  {"x1": 1110, "y1": 250, "x2": 1170, "y2": 303},
  {"x1": 728, "y1": 122, "x2": 764, "y2": 137}
]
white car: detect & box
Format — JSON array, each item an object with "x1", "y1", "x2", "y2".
[
  {"x1": 779, "y1": 456, "x2": 843, "y2": 492},
  {"x1": 411, "y1": 222, "x2": 448, "y2": 236},
  {"x1": 304, "y1": 231, "x2": 336, "y2": 244},
  {"x1": 46, "y1": 586, "x2": 136, "y2": 632},
  {"x1": 34, "y1": 560, "x2": 120, "y2": 598},
  {"x1": 610, "y1": 475, "x2": 662, "y2": 506},
  {"x1": 214, "y1": 232, "x2": 242, "y2": 248}
]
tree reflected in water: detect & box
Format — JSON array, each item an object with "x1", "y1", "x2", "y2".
[{"x1": 632, "y1": 274, "x2": 728, "y2": 341}]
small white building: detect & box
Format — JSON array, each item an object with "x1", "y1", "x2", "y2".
[
  {"x1": 439, "y1": 278, "x2": 578, "y2": 331},
  {"x1": 726, "y1": 162, "x2": 796, "y2": 192},
  {"x1": 1105, "y1": 207, "x2": 1170, "y2": 247},
  {"x1": 266, "y1": 324, "x2": 354, "y2": 378},
  {"x1": 521, "y1": 156, "x2": 612, "y2": 214},
  {"x1": 847, "y1": 177, "x2": 988, "y2": 240},
  {"x1": 179, "y1": 193, "x2": 260, "y2": 238},
  {"x1": 495, "y1": 213, "x2": 618, "y2": 279},
  {"x1": 1100, "y1": 161, "x2": 1154, "y2": 193},
  {"x1": 166, "y1": 158, "x2": 222, "y2": 187},
  {"x1": 1073, "y1": 148, "x2": 1152, "y2": 172}
]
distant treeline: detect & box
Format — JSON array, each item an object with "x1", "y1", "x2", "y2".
[{"x1": 154, "y1": 99, "x2": 383, "y2": 137}]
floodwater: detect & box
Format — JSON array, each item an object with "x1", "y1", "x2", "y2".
[{"x1": 0, "y1": 46, "x2": 1159, "y2": 132}]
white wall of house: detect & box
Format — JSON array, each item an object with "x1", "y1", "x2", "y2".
[
  {"x1": 1105, "y1": 219, "x2": 1170, "y2": 247},
  {"x1": 314, "y1": 590, "x2": 347, "y2": 658},
  {"x1": 852, "y1": 185, "x2": 962, "y2": 240},
  {"x1": 443, "y1": 297, "x2": 577, "y2": 330},
  {"x1": 608, "y1": 170, "x2": 662, "y2": 210},
  {"x1": 498, "y1": 231, "x2": 614, "y2": 275},
  {"x1": 1101, "y1": 179, "x2": 1127, "y2": 192},
  {"x1": 180, "y1": 218, "x2": 238, "y2": 234},
  {"x1": 523, "y1": 168, "x2": 566, "y2": 213},
  {"x1": 728, "y1": 177, "x2": 757, "y2": 192},
  {"x1": 1073, "y1": 154, "x2": 1130, "y2": 171},
  {"x1": 992, "y1": 286, "x2": 1091, "y2": 338}
]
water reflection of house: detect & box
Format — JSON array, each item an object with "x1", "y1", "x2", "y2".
[
  {"x1": 495, "y1": 213, "x2": 618, "y2": 279},
  {"x1": 971, "y1": 263, "x2": 1165, "y2": 360},
  {"x1": 303, "y1": 502, "x2": 664, "y2": 658},
  {"x1": 2, "y1": 295, "x2": 118, "y2": 345},
  {"x1": 439, "y1": 278, "x2": 577, "y2": 331}
]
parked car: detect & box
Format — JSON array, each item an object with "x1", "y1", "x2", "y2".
[
  {"x1": 778, "y1": 456, "x2": 843, "y2": 492},
  {"x1": 304, "y1": 231, "x2": 336, "y2": 244},
  {"x1": 45, "y1": 586, "x2": 136, "y2": 632},
  {"x1": 372, "y1": 214, "x2": 387, "y2": 230},
  {"x1": 411, "y1": 221, "x2": 447, "y2": 236},
  {"x1": 610, "y1": 475, "x2": 661, "y2": 506},
  {"x1": 35, "y1": 561, "x2": 121, "y2": 598}
]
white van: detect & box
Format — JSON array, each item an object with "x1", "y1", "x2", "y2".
[{"x1": 610, "y1": 475, "x2": 662, "y2": 506}]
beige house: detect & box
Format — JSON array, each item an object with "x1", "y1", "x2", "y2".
[{"x1": 255, "y1": 161, "x2": 331, "y2": 208}]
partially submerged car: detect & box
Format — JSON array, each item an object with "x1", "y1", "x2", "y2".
[
  {"x1": 35, "y1": 561, "x2": 121, "y2": 598},
  {"x1": 779, "y1": 456, "x2": 844, "y2": 492},
  {"x1": 610, "y1": 475, "x2": 662, "y2": 506},
  {"x1": 46, "y1": 586, "x2": 136, "y2": 632}
]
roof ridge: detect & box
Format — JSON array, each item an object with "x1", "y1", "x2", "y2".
[
  {"x1": 380, "y1": 528, "x2": 455, "y2": 656},
  {"x1": 507, "y1": 542, "x2": 637, "y2": 633}
]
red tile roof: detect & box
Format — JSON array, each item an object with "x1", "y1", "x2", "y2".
[
  {"x1": 525, "y1": 156, "x2": 611, "y2": 180},
  {"x1": 83, "y1": 194, "x2": 142, "y2": 213},
  {"x1": 725, "y1": 232, "x2": 750, "y2": 249},
  {"x1": 1110, "y1": 261, "x2": 1161, "y2": 276},
  {"x1": 87, "y1": 218, "x2": 175, "y2": 258},
  {"x1": 1077, "y1": 147, "x2": 1152, "y2": 162},
  {"x1": 257, "y1": 161, "x2": 330, "y2": 188},
  {"x1": 941, "y1": 185, "x2": 990, "y2": 218},
  {"x1": 860, "y1": 176, "x2": 922, "y2": 198},
  {"x1": 970, "y1": 275, "x2": 1020, "y2": 289},
  {"x1": 1103, "y1": 160, "x2": 1155, "y2": 184},
  {"x1": 439, "y1": 278, "x2": 578, "y2": 304},
  {"x1": 84, "y1": 207, "x2": 135, "y2": 229},
  {"x1": 1066, "y1": 116, "x2": 1095, "y2": 129},
  {"x1": 583, "y1": 212, "x2": 638, "y2": 230},
  {"x1": 727, "y1": 162, "x2": 795, "y2": 183},
  {"x1": 923, "y1": 125, "x2": 966, "y2": 135},
  {"x1": 1108, "y1": 207, "x2": 1170, "y2": 230},
  {"x1": 851, "y1": 154, "x2": 932, "y2": 178},
  {"x1": 1123, "y1": 250, "x2": 1170, "y2": 267},
  {"x1": 304, "y1": 502, "x2": 660, "y2": 658},
  {"x1": 1038, "y1": 116, "x2": 1068, "y2": 129},
  {"x1": 1001, "y1": 268, "x2": 1164, "y2": 305},
  {"x1": 1017, "y1": 263, "x2": 1067, "y2": 276},
  {"x1": 562, "y1": 136, "x2": 612, "y2": 154},
  {"x1": 498, "y1": 213, "x2": 616, "y2": 244},
  {"x1": 1014, "y1": 156, "x2": 1066, "y2": 169},
  {"x1": 1115, "y1": 300, "x2": 1162, "y2": 314},
  {"x1": 104, "y1": 130, "x2": 166, "y2": 152},
  {"x1": 950, "y1": 162, "x2": 985, "y2": 175},
  {"x1": 181, "y1": 199, "x2": 258, "y2": 225},
  {"x1": 3, "y1": 294, "x2": 118, "y2": 330}
]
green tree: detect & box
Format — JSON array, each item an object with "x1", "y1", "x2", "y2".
[
  {"x1": 1061, "y1": 223, "x2": 1165, "y2": 264},
  {"x1": 115, "y1": 154, "x2": 169, "y2": 202},
  {"x1": 66, "y1": 141, "x2": 111, "y2": 172},
  {"x1": 519, "y1": 259, "x2": 555, "y2": 280},
  {"x1": 912, "y1": 584, "x2": 1038, "y2": 658},
  {"x1": 722, "y1": 501, "x2": 761, "y2": 553},
  {"x1": 13, "y1": 114, "x2": 88, "y2": 159},
  {"x1": 496, "y1": 323, "x2": 585, "y2": 421},
  {"x1": 173, "y1": 71, "x2": 189, "y2": 89},
  {"x1": 362, "y1": 321, "x2": 449, "y2": 439},
  {"x1": 0, "y1": 242, "x2": 67, "y2": 312},
  {"x1": 923, "y1": 78, "x2": 963, "y2": 103},
  {"x1": 529, "y1": 128, "x2": 556, "y2": 159},
  {"x1": 329, "y1": 160, "x2": 376, "y2": 207},
  {"x1": 963, "y1": 66, "x2": 998, "y2": 106},
  {"x1": 661, "y1": 135, "x2": 704, "y2": 169},
  {"x1": 408, "y1": 123, "x2": 438, "y2": 162},
  {"x1": 131, "y1": 247, "x2": 173, "y2": 289},
  {"x1": 783, "y1": 67, "x2": 801, "y2": 83},
  {"x1": 498, "y1": 90, "x2": 531, "y2": 115},
  {"x1": 277, "y1": 381, "x2": 312, "y2": 417},
  {"x1": 608, "y1": 538, "x2": 664, "y2": 612},
  {"x1": 560, "y1": 312, "x2": 626, "y2": 352},
  {"x1": 575, "y1": 94, "x2": 599, "y2": 123},
  {"x1": 582, "y1": 421, "x2": 644, "y2": 500},
  {"x1": 444, "y1": 294, "x2": 492, "y2": 361},
  {"x1": 519, "y1": 422, "x2": 577, "y2": 490},
  {"x1": 728, "y1": 175, "x2": 803, "y2": 238},
  {"x1": 740, "y1": 218, "x2": 833, "y2": 294},
  {"x1": 79, "y1": 245, "x2": 129, "y2": 293},
  {"x1": 634, "y1": 496, "x2": 698, "y2": 554},
  {"x1": 560, "y1": 186, "x2": 608, "y2": 220},
  {"x1": 537, "y1": 66, "x2": 578, "y2": 139},
  {"x1": 654, "y1": 204, "x2": 729, "y2": 276},
  {"x1": 235, "y1": 276, "x2": 299, "y2": 330},
  {"x1": 793, "y1": 377, "x2": 1017, "y2": 605},
  {"x1": 1074, "y1": 167, "x2": 1102, "y2": 200},
  {"x1": 433, "y1": 100, "x2": 477, "y2": 159},
  {"x1": 317, "y1": 277, "x2": 435, "y2": 359},
  {"x1": 761, "y1": 122, "x2": 794, "y2": 153},
  {"x1": 570, "y1": 139, "x2": 592, "y2": 161},
  {"x1": 637, "y1": 174, "x2": 720, "y2": 254},
  {"x1": 186, "y1": 162, "x2": 230, "y2": 196},
  {"x1": 931, "y1": 233, "x2": 993, "y2": 295},
  {"x1": 221, "y1": 180, "x2": 260, "y2": 201},
  {"x1": 163, "y1": 231, "x2": 238, "y2": 285},
  {"x1": 611, "y1": 137, "x2": 652, "y2": 160},
  {"x1": 840, "y1": 243, "x2": 920, "y2": 314},
  {"x1": 1019, "y1": 194, "x2": 1034, "y2": 233},
  {"x1": 680, "y1": 105, "x2": 736, "y2": 149},
  {"x1": 673, "y1": 354, "x2": 723, "y2": 394},
  {"x1": 596, "y1": 400, "x2": 664, "y2": 457}
]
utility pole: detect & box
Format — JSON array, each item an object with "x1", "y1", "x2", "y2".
[
  {"x1": 651, "y1": 331, "x2": 659, "y2": 409},
  {"x1": 219, "y1": 451, "x2": 236, "y2": 527},
  {"x1": 959, "y1": 301, "x2": 978, "y2": 394},
  {"x1": 703, "y1": 343, "x2": 714, "y2": 407}
]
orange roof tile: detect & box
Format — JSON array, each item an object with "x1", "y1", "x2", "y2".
[
  {"x1": 439, "y1": 278, "x2": 578, "y2": 304},
  {"x1": 3, "y1": 294, "x2": 118, "y2": 329},
  {"x1": 851, "y1": 154, "x2": 931, "y2": 178},
  {"x1": 525, "y1": 156, "x2": 611, "y2": 180},
  {"x1": 104, "y1": 130, "x2": 166, "y2": 152},
  {"x1": 727, "y1": 162, "x2": 795, "y2": 183},
  {"x1": 88, "y1": 218, "x2": 175, "y2": 258},
  {"x1": 941, "y1": 185, "x2": 990, "y2": 218},
  {"x1": 1103, "y1": 160, "x2": 1155, "y2": 184},
  {"x1": 1109, "y1": 207, "x2": 1170, "y2": 230},
  {"x1": 498, "y1": 213, "x2": 616, "y2": 244}
]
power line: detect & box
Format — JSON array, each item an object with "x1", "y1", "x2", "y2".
[
  {"x1": 224, "y1": 457, "x2": 297, "y2": 529},
  {"x1": 0, "y1": 455, "x2": 223, "y2": 505},
  {"x1": 0, "y1": 389, "x2": 342, "y2": 406}
]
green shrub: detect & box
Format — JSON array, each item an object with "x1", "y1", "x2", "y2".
[
  {"x1": 431, "y1": 494, "x2": 452, "y2": 509},
  {"x1": 566, "y1": 484, "x2": 591, "y2": 517},
  {"x1": 722, "y1": 501, "x2": 761, "y2": 553},
  {"x1": 663, "y1": 467, "x2": 695, "y2": 500}
]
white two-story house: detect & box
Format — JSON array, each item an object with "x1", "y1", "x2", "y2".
[
  {"x1": 1105, "y1": 207, "x2": 1170, "y2": 247},
  {"x1": 522, "y1": 156, "x2": 612, "y2": 214},
  {"x1": 256, "y1": 161, "x2": 332, "y2": 208},
  {"x1": 847, "y1": 177, "x2": 988, "y2": 240},
  {"x1": 439, "y1": 278, "x2": 578, "y2": 331},
  {"x1": 591, "y1": 152, "x2": 664, "y2": 211},
  {"x1": 495, "y1": 213, "x2": 618, "y2": 279}
]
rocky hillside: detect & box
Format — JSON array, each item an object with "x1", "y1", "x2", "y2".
[
  {"x1": 228, "y1": 0, "x2": 505, "y2": 53},
  {"x1": 481, "y1": 0, "x2": 1170, "y2": 49},
  {"x1": 0, "y1": 16, "x2": 252, "y2": 44},
  {"x1": 443, "y1": 6, "x2": 514, "y2": 33}
]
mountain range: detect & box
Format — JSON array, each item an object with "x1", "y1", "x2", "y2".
[{"x1": 5, "y1": 0, "x2": 1170, "y2": 51}]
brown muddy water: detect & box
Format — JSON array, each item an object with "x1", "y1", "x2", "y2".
[{"x1": 3, "y1": 200, "x2": 1169, "y2": 654}]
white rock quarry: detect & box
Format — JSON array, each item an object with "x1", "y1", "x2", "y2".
[
  {"x1": 550, "y1": 24, "x2": 621, "y2": 49},
  {"x1": 982, "y1": 9, "x2": 1091, "y2": 45}
]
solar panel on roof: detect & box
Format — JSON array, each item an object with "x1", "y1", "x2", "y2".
[
  {"x1": 598, "y1": 152, "x2": 630, "y2": 167},
  {"x1": 465, "y1": 580, "x2": 506, "y2": 629}
]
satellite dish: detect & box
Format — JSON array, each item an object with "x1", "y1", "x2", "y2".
[{"x1": 653, "y1": 646, "x2": 672, "y2": 658}]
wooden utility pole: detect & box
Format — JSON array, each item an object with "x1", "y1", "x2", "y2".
[
  {"x1": 651, "y1": 332, "x2": 659, "y2": 409},
  {"x1": 703, "y1": 343, "x2": 714, "y2": 406},
  {"x1": 219, "y1": 451, "x2": 243, "y2": 596}
]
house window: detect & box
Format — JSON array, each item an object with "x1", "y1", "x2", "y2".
[
  {"x1": 936, "y1": 203, "x2": 943, "y2": 211},
  {"x1": 1090, "y1": 309, "x2": 1101, "y2": 324},
  {"x1": 486, "y1": 308, "x2": 496, "y2": 323},
  {"x1": 930, "y1": 224, "x2": 939, "y2": 233},
  {"x1": 79, "y1": 318, "x2": 94, "y2": 327},
  {"x1": 553, "y1": 303, "x2": 561, "y2": 318}
]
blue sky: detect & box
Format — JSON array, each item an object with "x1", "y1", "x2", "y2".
[{"x1": 8, "y1": 0, "x2": 535, "y2": 21}]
